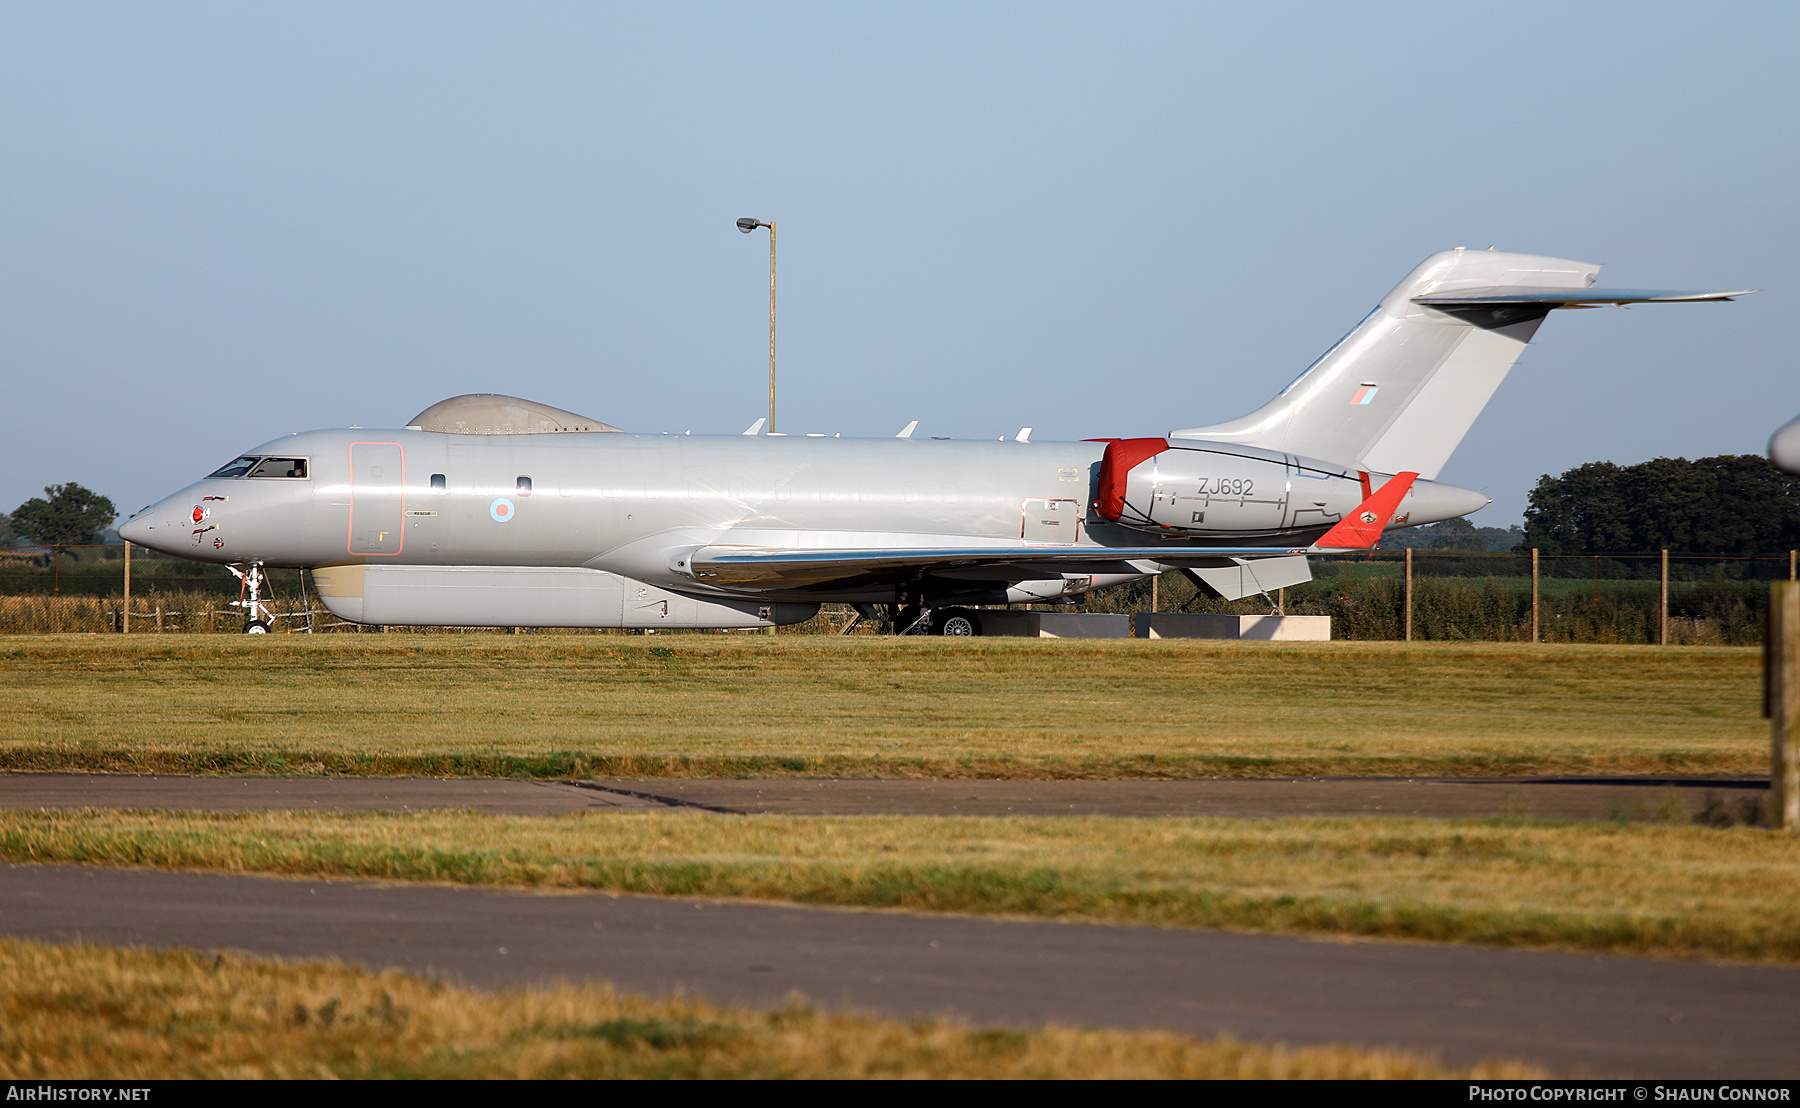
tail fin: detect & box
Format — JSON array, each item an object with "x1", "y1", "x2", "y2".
[{"x1": 1169, "y1": 247, "x2": 1746, "y2": 479}]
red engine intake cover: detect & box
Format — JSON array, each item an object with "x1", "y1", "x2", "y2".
[{"x1": 1094, "y1": 438, "x2": 1169, "y2": 522}]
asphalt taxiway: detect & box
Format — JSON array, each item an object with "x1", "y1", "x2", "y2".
[
  {"x1": 3, "y1": 863, "x2": 1794, "y2": 1078},
  {"x1": 2, "y1": 772, "x2": 1786, "y2": 1077},
  {"x1": 0, "y1": 772, "x2": 1768, "y2": 820}
]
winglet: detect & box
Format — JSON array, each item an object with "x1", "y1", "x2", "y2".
[
  {"x1": 896, "y1": 420, "x2": 919, "y2": 439},
  {"x1": 742, "y1": 418, "x2": 766, "y2": 436},
  {"x1": 1314, "y1": 472, "x2": 1418, "y2": 549}
]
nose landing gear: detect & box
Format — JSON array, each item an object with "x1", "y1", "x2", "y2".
[{"x1": 227, "y1": 563, "x2": 273, "y2": 634}]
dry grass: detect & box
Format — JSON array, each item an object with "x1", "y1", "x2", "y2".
[
  {"x1": 6, "y1": 808, "x2": 1798, "y2": 963},
  {"x1": 0, "y1": 938, "x2": 1538, "y2": 1078},
  {"x1": 0, "y1": 636, "x2": 1765, "y2": 778}
]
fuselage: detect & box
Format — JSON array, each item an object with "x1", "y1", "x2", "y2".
[{"x1": 121, "y1": 427, "x2": 1484, "y2": 611}]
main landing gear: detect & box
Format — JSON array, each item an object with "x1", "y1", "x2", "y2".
[
  {"x1": 892, "y1": 605, "x2": 983, "y2": 636},
  {"x1": 227, "y1": 563, "x2": 274, "y2": 634},
  {"x1": 933, "y1": 608, "x2": 980, "y2": 636}
]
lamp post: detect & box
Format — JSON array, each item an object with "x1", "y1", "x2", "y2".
[{"x1": 736, "y1": 217, "x2": 775, "y2": 432}]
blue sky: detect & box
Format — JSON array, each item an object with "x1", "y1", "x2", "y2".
[{"x1": 2, "y1": 2, "x2": 1794, "y2": 526}]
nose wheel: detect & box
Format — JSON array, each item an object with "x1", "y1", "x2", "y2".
[{"x1": 227, "y1": 563, "x2": 273, "y2": 634}]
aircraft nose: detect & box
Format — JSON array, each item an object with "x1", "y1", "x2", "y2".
[
  {"x1": 119, "y1": 514, "x2": 154, "y2": 546},
  {"x1": 119, "y1": 499, "x2": 181, "y2": 553}
]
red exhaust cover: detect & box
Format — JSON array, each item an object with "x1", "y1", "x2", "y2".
[{"x1": 1095, "y1": 438, "x2": 1169, "y2": 521}]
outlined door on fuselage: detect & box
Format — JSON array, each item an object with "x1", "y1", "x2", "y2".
[
  {"x1": 1022, "y1": 498, "x2": 1080, "y2": 544},
  {"x1": 348, "y1": 442, "x2": 405, "y2": 556}
]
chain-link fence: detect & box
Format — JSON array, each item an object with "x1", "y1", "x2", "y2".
[
  {"x1": 1084, "y1": 551, "x2": 1792, "y2": 645},
  {"x1": 2, "y1": 545, "x2": 1791, "y2": 643}
]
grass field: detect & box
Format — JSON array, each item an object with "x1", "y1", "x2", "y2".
[
  {"x1": 0, "y1": 635, "x2": 1765, "y2": 778},
  {"x1": 0, "y1": 939, "x2": 1537, "y2": 1079},
  {"x1": 8, "y1": 808, "x2": 1797, "y2": 963}
]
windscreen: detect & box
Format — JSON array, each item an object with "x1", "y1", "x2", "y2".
[
  {"x1": 249, "y1": 457, "x2": 308, "y2": 479},
  {"x1": 207, "y1": 456, "x2": 260, "y2": 479}
]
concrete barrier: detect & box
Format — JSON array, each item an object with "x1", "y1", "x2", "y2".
[
  {"x1": 1133, "y1": 613, "x2": 1331, "y2": 640},
  {"x1": 974, "y1": 611, "x2": 1129, "y2": 638}
]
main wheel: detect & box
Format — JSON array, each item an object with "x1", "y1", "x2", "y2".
[
  {"x1": 936, "y1": 609, "x2": 980, "y2": 636},
  {"x1": 243, "y1": 620, "x2": 271, "y2": 634}
]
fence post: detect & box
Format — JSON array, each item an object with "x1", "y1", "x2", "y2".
[
  {"x1": 1531, "y1": 548, "x2": 1540, "y2": 644},
  {"x1": 1404, "y1": 548, "x2": 1412, "y2": 642},
  {"x1": 155, "y1": 605, "x2": 163, "y2": 633},
  {"x1": 1766, "y1": 581, "x2": 1800, "y2": 830},
  {"x1": 1277, "y1": 586, "x2": 1285, "y2": 616},
  {"x1": 1660, "y1": 549, "x2": 1669, "y2": 646},
  {"x1": 1790, "y1": 550, "x2": 1795, "y2": 582},
  {"x1": 1151, "y1": 573, "x2": 1158, "y2": 612},
  {"x1": 122, "y1": 542, "x2": 131, "y2": 634}
]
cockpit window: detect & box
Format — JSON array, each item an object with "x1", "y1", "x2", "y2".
[
  {"x1": 208, "y1": 456, "x2": 260, "y2": 479},
  {"x1": 249, "y1": 457, "x2": 309, "y2": 479}
]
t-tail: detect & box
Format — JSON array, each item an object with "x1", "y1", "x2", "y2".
[{"x1": 1169, "y1": 247, "x2": 1752, "y2": 478}]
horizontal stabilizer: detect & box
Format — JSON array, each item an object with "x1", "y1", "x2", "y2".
[{"x1": 1414, "y1": 287, "x2": 1754, "y2": 307}]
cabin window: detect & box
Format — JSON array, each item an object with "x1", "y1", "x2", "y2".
[
  {"x1": 430, "y1": 474, "x2": 447, "y2": 494},
  {"x1": 207, "y1": 456, "x2": 259, "y2": 479},
  {"x1": 248, "y1": 457, "x2": 308, "y2": 479},
  {"x1": 516, "y1": 476, "x2": 532, "y2": 497}
]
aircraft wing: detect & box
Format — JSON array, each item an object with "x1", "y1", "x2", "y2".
[
  {"x1": 688, "y1": 543, "x2": 1309, "y2": 591},
  {"x1": 687, "y1": 473, "x2": 1417, "y2": 592}
]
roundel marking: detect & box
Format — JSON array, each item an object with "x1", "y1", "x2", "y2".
[
  {"x1": 490, "y1": 497, "x2": 516, "y2": 522},
  {"x1": 1359, "y1": 510, "x2": 1378, "y2": 524}
]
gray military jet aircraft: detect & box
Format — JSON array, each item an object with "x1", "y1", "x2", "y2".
[{"x1": 121, "y1": 247, "x2": 1748, "y2": 634}]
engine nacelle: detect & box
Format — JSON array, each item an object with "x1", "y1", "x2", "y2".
[{"x1": 1093, "y1": 438, "x2": 1481, "y2": 538}]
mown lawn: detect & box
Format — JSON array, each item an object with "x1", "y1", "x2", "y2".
[{"x1": 0, "y1": 636, "x2": 1765, "y2": 778}]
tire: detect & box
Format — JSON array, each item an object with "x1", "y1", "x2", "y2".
[
  {"x1": 244, "y1": 620, "x2": 271, "y2": 634},
  {"x1": 936, "y1": 609, "x2": 980, "y2": 637}
]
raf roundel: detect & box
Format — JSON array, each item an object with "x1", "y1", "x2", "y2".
[{"x1": 490, "y1": 497, "x2": 516, "y2": 523}]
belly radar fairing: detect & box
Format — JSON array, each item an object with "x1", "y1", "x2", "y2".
[{"x1": 120, "y1": 248, "x2": 1750, "y2": 634}]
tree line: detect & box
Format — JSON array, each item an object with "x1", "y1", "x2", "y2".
[{"x1": 1518, "y1": 454, "x2": 1800, "y2": 557}]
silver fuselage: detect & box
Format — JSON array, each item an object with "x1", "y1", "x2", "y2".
[{"x1": 122, "y1": 429, "x2": 1480, "y2": 610}]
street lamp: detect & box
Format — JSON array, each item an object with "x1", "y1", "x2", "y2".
[{"x1": 736, "y1": 217, "x2": 775, "y2": 433}]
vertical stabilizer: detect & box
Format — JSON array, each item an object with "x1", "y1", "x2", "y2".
[{"x1": 1169, "y1": 248, "x2": 1599, "y2": 479}]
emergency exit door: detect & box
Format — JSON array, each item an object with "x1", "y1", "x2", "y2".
[{"x1": 348, "y1": 442, "x2": 405, "y2": 556}]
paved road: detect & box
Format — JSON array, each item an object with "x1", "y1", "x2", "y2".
[
  {"x1": 3, "y1": 863, "x2": 1793, "y2": 1078},
  {"x1": 586, "y1": 775, "x2": 1768, "y2": 821},
  {"x1": 0, "y1": 774, "x2": 660, "y2": 816},
  {"x1": 0, "y1": 773, "x2": 1768, "y2": 820}
]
